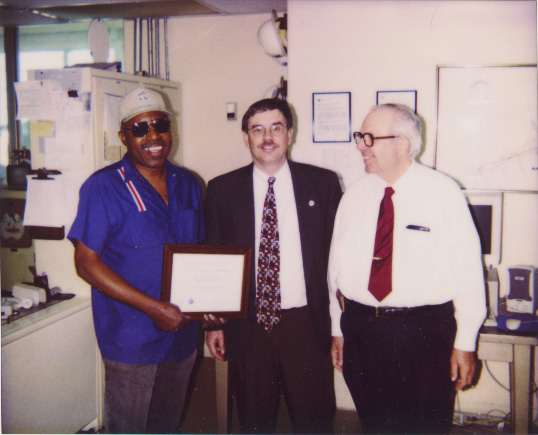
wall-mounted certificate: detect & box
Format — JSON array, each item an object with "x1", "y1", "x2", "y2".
[
  {"x1": 161, "y1": 244, "x2": 252, "y2": 320},
  {"x1": 312, "y1": 92, "x2": 351, "y2": 143}
]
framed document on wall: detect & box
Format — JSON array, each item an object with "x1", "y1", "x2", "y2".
[
  {"x1": 376, "y1": 90, "x2": 417, "y2": 113},
  {"x1": 436, "y1": 65, "x2": 537, "y2": 192},
  {"x1": 161, "y1": 244, "x2": 252, "y2": 320},
  {"x1": 312, "y1": 92, "x2": 351, "y2": 143}
]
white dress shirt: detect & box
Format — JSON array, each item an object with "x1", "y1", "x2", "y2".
[
  {"x1": 328, "y1": 161, "x2": 487, "y2": 351},
  {"x1": 253, "y1": 163, "x2": 308, "y2": 309}
]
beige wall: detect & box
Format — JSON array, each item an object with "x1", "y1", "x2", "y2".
[
  {"x1": 286, "y1": 0, "x2": 537, "y2": 417},
  {"x1": 288, "y1": 0, "x2": 536, "y2": 176},
  {"x1": 287, "y1": 0, "x2": 537, "y2": 294},
  {"x1": 123, "y1": 14, "x2": 288, "y2": 187}
]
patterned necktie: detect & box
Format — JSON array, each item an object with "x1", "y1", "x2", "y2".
[
  {"x1": 368, "y1": 187, "x2": 395, "y2": 302},
  {"x1": 255, "y1": 177, "x2": 281, "y2": 332}
]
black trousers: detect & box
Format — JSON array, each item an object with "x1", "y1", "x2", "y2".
[
  {"x1": 341, "y1": 302, "x2": 457, "y2": 435},
  {"x1": 229, "y1": 306, "x2": 335, "y2": 434}
]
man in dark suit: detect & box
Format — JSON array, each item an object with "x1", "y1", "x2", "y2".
[{"x1": 205, "y1": 98, "x2": 342, "y2": 434}]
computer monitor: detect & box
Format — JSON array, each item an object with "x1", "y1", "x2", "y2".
[{"x1": 464, "y1": 191, "x2": 503, "y2": 267}]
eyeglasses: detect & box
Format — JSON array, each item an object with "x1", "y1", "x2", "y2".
[
  {"x1": 248, "y1": 124, "x2": 288, "y2": 138},
  {"x1": 124, "y1": 118, "x2": 171, "y2": 138},
  {"x1": 353, "y1": 132, "x2": 398, "y2": 147}
]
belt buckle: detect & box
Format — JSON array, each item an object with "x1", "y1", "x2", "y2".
[{"x1": 375, "y1": 306, "x2": 395, "y2": 317}]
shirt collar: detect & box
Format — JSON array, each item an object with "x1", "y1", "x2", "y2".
[
  {"x1": 392, "y1": 160, "x2": 417, "y2": 191},
  {"x1": 252, "y1": 160, "x2": 291, "y2": 184},
  {"x1": 369, "y1": 160, "x2": 416, "y2": 198},
  {"x1": 120, "y1": 153, "x2": 173, "y2": 183}
]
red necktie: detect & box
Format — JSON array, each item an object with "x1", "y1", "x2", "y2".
[
  {"x1": 255, "y1": 177, "x2": 281, "y2": 332},
  {"x1": 368, "y1": 187, "x2": 395, "y2": 302}
]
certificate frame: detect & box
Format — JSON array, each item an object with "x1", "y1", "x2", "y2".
[
  {"x1": 161, "y1": 244, "x2": 252, "y2": 320},
  {"x1": 312, "y1": 92, "x2": 351, "y2": 143},
  {"x1": 376, "y1": 90, "x2": 417, "y2": 113}
]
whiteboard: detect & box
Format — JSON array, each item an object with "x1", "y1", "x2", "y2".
[{"x1": 435, "y1": 65, "x2": 537, "y2": 192}]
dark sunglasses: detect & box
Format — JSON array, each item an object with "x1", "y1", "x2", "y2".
[{"x1": 124, "y1": 118, "x2": 171, "y2": 138}]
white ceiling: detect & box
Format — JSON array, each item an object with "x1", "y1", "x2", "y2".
[{"x1": 0, "y1": 0, "x2": 287, "y2": 26}]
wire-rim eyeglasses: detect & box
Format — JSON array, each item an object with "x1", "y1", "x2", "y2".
[{"x1": 248, "y1": 124, "x2": 288, "y2": 138}]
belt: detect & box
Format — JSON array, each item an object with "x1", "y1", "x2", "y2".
[{"x1": 344, "y1": 298, "x2": 453, "y2": 318}]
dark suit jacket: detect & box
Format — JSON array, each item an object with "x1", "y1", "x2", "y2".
[{"x1": 204, "y1": 161, "x2": 342, "y2": 362}]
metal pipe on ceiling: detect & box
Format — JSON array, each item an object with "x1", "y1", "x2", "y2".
[
  {"x1": 138, "y1": 18, "x2": 143, "y2": 74},
  {"x1": 155, "y1": 17, "x2": 160, "y2": 77},
  {"x1": 147, "y1": 17, "x2": 153, "y2": 76},
  {"x1": 164, "y1": 17, "x2": 169, "y2": 81},
  {"x1": 133, "y1": 16, "x2": 168, "y2": 80}
]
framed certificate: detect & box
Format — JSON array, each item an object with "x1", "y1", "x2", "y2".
[
  {"x1": 376, "y1": 90, "x2": 417, "y2": 113},
  {"x1": 312, "y1": 92, "x2": 351, "y2": 143},
  {"x1": 161, "y1": 244, "x2": 252, "y2": 320}
]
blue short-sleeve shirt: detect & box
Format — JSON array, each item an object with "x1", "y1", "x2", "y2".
[{"x1": 68, "y1": 154, "x2": 205, "y2": 364}]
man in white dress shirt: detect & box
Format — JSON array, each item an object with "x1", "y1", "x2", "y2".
[{"x1": 329, "y1": 104, "x2": 486, "y2": 434}]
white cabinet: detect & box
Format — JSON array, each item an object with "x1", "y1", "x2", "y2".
[
  {"x1": 3, "y1": 69, "x2": 181, "y2": 433},
  {"x1": 1, "y1": 297, "x2": 102, "y2": 434},
  {"x1": 24, "y1": 68, "x2": 181, "y2": 295}
]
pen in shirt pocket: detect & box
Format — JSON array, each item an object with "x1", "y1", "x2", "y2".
[{"x1": 406, "y1": 224, "x2": 430, "y2": 232}]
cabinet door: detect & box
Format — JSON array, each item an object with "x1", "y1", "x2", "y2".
[{"x1": 1, "y1": 305, "x2": 100, "y2": 434}]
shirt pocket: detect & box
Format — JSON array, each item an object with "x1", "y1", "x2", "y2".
[
  {"x1": 170, "y1": 208, "x2": 201, "y2": 243},
  {"x1": 126, "y1": 212, "x2": 171, "y2": 248},
  {"x1": 400, "y1": 223, "x2": 436, "y2": 261}
]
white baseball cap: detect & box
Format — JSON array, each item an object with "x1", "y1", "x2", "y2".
[{"x1": 118, "y1": 87, "x2": 171, "y2": 127}]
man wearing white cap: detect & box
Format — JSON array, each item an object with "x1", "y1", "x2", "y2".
[{"x1": 68, "y1": 88, "x2": 205, "y2": 434}]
